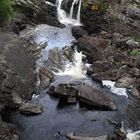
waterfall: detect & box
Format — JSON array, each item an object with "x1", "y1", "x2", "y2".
[
  {"x1": 69, "y1": 0, "x2": 78, "y2": 18},
  {"x1": 56, "y1": 0, "x2": 82, "y2": 26},
  {"x1": 56, "y1": 49, "x2": 86, "y2": 79},
  {"x1": 77, "y1": 0, "x2": 82, "y2": 22},
  {"x1": 56, "y1": 0, "x2": 67, "y2": 22}
]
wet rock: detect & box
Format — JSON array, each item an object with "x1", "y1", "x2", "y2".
[
  {"x1": 71, "y1": 27, "x2": 88, "y2": 39},
  {"x1": 77, "y1": 36, "x2": 104, "y2": 62},
  {"x1": 63, "y1": 47, "x2": 75, "y2": 61},
  {"x1": 49, "y1": 84, "x2": 78, "y2": 97},
  {"x1": 115, "y1": 75, "x2": 135, "y2": 88},
  {"x1": 46, "y1": 48, "x2": 63, "y2": 70},
  {"x1": 39, "y1": 67, "x2": 54, "y2": 89},
  {"x1": 19, "y1": 103, "x2": 43, "y2": 115},
  {"x1": 66, "y1": 132, "x2": 108, "y2": 140},
  {"x1": 78, "y1": 84, "x2": 117, "y2": 110},
  {"x1": 43, "y1": 4, "x2": 64, "y2": 28},
  {"x1": 49, "y1": 83, "x2": 78, "y2": 105}
]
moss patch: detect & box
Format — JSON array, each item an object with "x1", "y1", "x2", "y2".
[
  {"x1": 130, "y1": 49, "x2": 140, "y2": 58},
  {"x1": 0, "y1": 0, "x2": 13, "y2": 23}
]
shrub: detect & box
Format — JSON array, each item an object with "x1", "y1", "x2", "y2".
[
  {"x1": 0, "y1": 0, "x2": 13, "y2": 23},
  {"x1": 130, "y1": 49, "x2": 140, "y2": 58}
]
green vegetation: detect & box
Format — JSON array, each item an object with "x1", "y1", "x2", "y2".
[
  {"x1": 0, "y1": 0, "x2": 13, "y2": 23},
  {"x1": 82, "y1": 0, "x2": 109, "y2": 13},
  {"x1": 133, "y1": 36, "x2": 140, "y2": 44},
  {"x1": 130, "y1": 49, "x2": 140, "y2": 58}
]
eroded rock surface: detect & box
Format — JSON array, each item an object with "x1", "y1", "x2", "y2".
[
  {"x1": 78, "y1": 84, "x2": 117, "y2": 111},
  {"x1": 0, "y1": 30, "x2": 38, "y2": 139},
  {"x1": 19, "y1": 103, "x2": 43, "y2": 115}
]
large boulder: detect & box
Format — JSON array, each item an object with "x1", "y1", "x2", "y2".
[
  {"x1": 39, "y1": 67, "x2": 54, "y2": 90},
  {"x1": 115, "y1": 75, "x2": 135, "y2": 88},
  {"x1": 19, "y1": 103, "x2": 43, "y2": 115},
  {"x1": 42, "y1": 4, "x2": 64, "y2": 28},
  {"x1": 71, "y1": 27, "x2": 88, "y2": 39},
  {"x1": 0, "y1": 31, "x2": 36, "y2": 106},
  {"x1": 48, "y1": 83, "x2": 78, "y2": 104},
  {"x1": 0, "y1": 30, "x2": 38, "y2": 139},
  {"x1": 12, "y1": 0, "x2": 64, "y2": 28},
  {"x1": 78, "y1": 84, "x2": 117, "y2": 110},
  {"x1": 46, "y1": 48, "x2": 63, "y2": 71},
  {"x1": 76, "y1": 36, "x2": 106, "y2": 62}
]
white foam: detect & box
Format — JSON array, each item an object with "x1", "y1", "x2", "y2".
[
  {"x1": 102, "y1": 80, "x2": 128, "y2": 97},
  {"x1": 126, "y1": 130, "x2": 140, "y2": 140},
  {"x1": 56, "y1": 49, "x2": 86, "y2": 79}
]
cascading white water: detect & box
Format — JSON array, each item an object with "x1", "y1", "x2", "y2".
[
  {"x1": 56, "y1": 0, "x2": 67, "y2": 22},
  {"x1": 126, "y1": 130, "x2": 140, "y2": 140},
  {"x1": 56, "y1": 0, "x2": 82, "y2": 26},
  {"x1": 70, "y1": 0, "x2": 78, "y2": 18},
  {"x1": 56, "y1": 49, "x2": 86, "y2": 79},
  {"x1": 77, "y1": 0, "x2": 82, "y2": 22}
]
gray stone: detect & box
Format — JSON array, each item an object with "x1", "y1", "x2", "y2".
[
  {"x1": 66, "y1": 132, "x2": 108, "y2": 140},
  {"x1": 72, "y1": 27, "x2": 88, "y2": 39},
  {"x1": 78, "y1": 84, "x2": 117, "y2": 111},
  {"x1": 131, "y1": 87, "x2": 140, "y2": 99},
  {"x1": 19, "y1": 103, "x2": 43, "y2": 115},
  {"x1": 49, "y1": 84, "x2": 78, "y2": 97},
  {"x1": 115, "y1": 76, "x2": 135, "y2": 88},
  {"x1": 39, "y1": 67, "x2": 54, "y2": 89}
]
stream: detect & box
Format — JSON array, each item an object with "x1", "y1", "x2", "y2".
[{"x1": 7, "y1": 24, "x2": 136, "y2": 140}]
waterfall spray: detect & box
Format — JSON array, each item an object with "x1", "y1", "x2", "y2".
[
  {"x1": 56, "y1": 49, "x2": 86, "y2": 79},
  {"x1": 56, "y1": 0, "x2": 82, "y2": 26}
]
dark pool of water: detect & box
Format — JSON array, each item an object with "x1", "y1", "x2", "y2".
[{"x1": 8, "y1": 91, "x2": 129, "y2": 140}]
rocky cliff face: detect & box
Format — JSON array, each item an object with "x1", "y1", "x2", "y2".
[
  {"x1": 81, "y1": 0, "x2": 140, "y2": 37},
  {"x1": 0, "y1": 29, "x2": 41, "y2": 139},
  {"x1": 10, "y1": 0, "x2": 63, "y2": 34}
]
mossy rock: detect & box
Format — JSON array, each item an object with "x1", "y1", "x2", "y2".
[
  {"x1": 81, "y1": 0, "x2": 109, "y2": 33},
  {"x1": 82, "y1": 0, "x2": 109, "y2": 13},
  {"x1": 130, "y1": 49, "x2": 140, "y2": 58}
]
